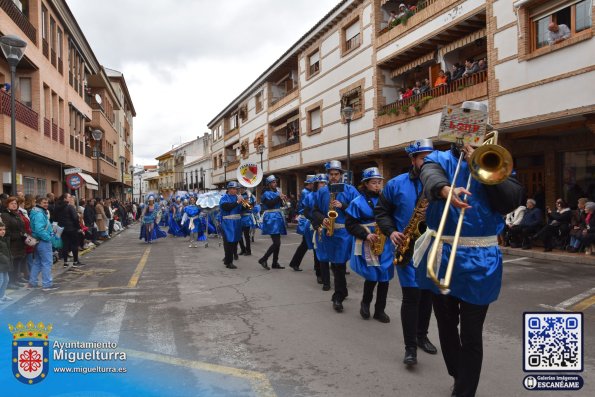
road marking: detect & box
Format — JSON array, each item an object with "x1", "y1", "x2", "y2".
[
  {"x1": 89, "y1": 300, "x2": 129, "y2": 343},
  {"x1": 503, "y1": 257, "x2": 529, "y2": 263},
  {"x1": 121, "y1": 348, "x2": 277, "y2": 397},
  {"x1": 540, "y1": 287, "x2": 595, "y2": 311},
  {"x1": 53, "y1": 286, "x2": 130, "y2": 295},
  {"x1": 128, "y1": 247, "x2": 151, "y2": 288},
  {"x1": 571, "y1": 294, "x2": 595, "y2": 312}
]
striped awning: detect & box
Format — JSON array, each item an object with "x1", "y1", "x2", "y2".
[
  {"x1": 391, "y1": 51, "x2": 435, "y2": 78},
  {"x1": 437, "y1": 28, "x2": 487, "y2": 59}
]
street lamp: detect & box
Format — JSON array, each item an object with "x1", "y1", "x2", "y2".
[
  {"x1": 91, "y1": 129, "x2": 103, "y2": 197},
  {"x1": 257, "y1": 144, "x2": 266, "y2": 174},
  {"x1": 129, "y1": 165, "x2": 135, "y2": 202},
  {"x1": 200, "y1": 167, "x2": 205, "y2": 192},
  {"x1": 0, "y1": 34, "x2": 27, "y2": 195},
  {"x1": 223, "y1": 160, "x2": 229, "y2": 186},
  {"x1": 341, "y1": 106, "x2": 354, "y2": 184},
  {"x1": 119, "y1": 155, "x2": 125, "y2": 202}
]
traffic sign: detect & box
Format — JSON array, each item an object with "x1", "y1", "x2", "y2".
[
  {"x1": 66, "y1": 174, "x2": 82, "y2": 190},
  {"x1": 64, "y1": 167, "x2": 82, "y2": 175}
]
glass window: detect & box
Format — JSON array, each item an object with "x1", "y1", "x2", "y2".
[
  {"x1": 575, "y1": 0, "x2": 592, "y2": 32},
  {"x1": 562, "y1": 150, "x2": 595, "y2": 205},
  {"x1": 24, "y1": 177, "x2": 35, "y2": 195},
  {"x1": 535, "y1": 16, "x2": 550, "y2": 49},
  {"x1": 19, "y1": 77, "x2": 32, "y2": 108},
  {"x1": 37, "y1": 179, "x2": 46, "y2": 195}
]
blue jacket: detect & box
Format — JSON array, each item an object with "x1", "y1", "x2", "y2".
[
  {"x1": 30, "y1": 206, "x2": 52, "y2": 242},
  {"x1": 520, "y1": 207, "x2": 542, "y2": 228}
]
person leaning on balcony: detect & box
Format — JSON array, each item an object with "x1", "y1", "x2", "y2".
[
  {"x1": 420, "y1": 79, "x2": 431, "y2": 94},
  {"x1": 478, "y1": 59, "x2": 487, "y2": 72},
  {"x1": 402, "y1": 86, "x2": 414, "y2": 99},
  {"x1": 434, "y1": 70, "x2": 448, "y2": 87},
  {"x1": 388, "y1": 10, "x2": 398, "y2": 25},
  {"x1": 412, "y1": 81, "x2": 422, "y2": 95},
  {"x1": 547, "y1": 22, "x2": 570, "y2": 45},
  {"x1": 462, "y1": 58, "x2": 479, "y2": 78},
  {"x1": 0, "y1": 83, "x2": 10, "y2": 93},
  {"x1": 451, "y1": 63, "x2": 465, "y2": 81}
]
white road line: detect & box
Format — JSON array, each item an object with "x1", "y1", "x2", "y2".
[
  {"x1": 556, "y1": 287, "x2": 595, "y2": 309},
  {"x1": 503, "y1": 257, "x2": 529, "y2": 263},
  {"x1": 147, "y1": 306, "x2": 178, "y2": 356},
  {"x1": 59, "y1": 301, "x2": 85, "y2": 318},
  {"x1": 88, "y1": 300, "x2": 129, "y2": 343}
]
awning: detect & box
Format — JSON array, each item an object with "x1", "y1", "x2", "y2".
[
  {"x1": 391, "y1": 51, "x2": 435, "y2": 78},
  {"x1": 79, "y1": 173, "x2": 98, "y2": 190},
  {"x1": 437, "y1": 28, "x2": 487, "y2": 59}
]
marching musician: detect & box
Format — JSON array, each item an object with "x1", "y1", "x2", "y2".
[
  {"x1": 311, "y1": 160, "x2": 358, "y2": 313},
  {"x1": 181, "y1": 196, "x2": 202, "y2": 248},
  {"x1": 309, "y1": 174, "x2": 327, "y2": 285},
  {"x1": 238, "y1": 186, "x2": 256, "y2": 256},
  {"x1": 288, "y1": 175, "x2": 317, "y2": 272},
  {"x1": 417, "y1": 138, "x2": 523, "y2": 396},
  {"x1": 219, "y1": 181, "x2": 244, "y2": 269},
  {"x1": 258, "y1": 175, "x2": 287, "y2": 270},
  {"x1": 374, "y1": 139, "x2": 438, "y2": 366},
  {"x1": 345, "y1": 167, "x2": 393, "y2": 323}
]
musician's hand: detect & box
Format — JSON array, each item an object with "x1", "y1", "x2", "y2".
[
  {"x1": 322, "y1": 218, "x2": 330, "y2": 228},
  {"x1": 440, "y1": 186, "x2": 472, "y2": 209},
  {"x1": 331, "y1": 200, "x2": 342, "y2": 208},
  {"x1": 366, "y1": 233, "x2": 379, "y2": 243},
  {"x1": 390, "y1": 231, "x2": 405, "y2": 246},
  {"x1": 236, "y1": 196, "x2": 243, "y2": 204},
  {"x1": 462, "y1": 143, "x2": 475, "y2": 162}
]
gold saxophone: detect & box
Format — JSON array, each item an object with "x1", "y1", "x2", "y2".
[
  {"x1": 371, "y1": 224, "x2": 386, "y2": 256},
  {"x1": 326, "y1": 192, "x2": 338, "y2": 237},
  {"x1": 393, "y1": 197, "x2": 429, "y2": 266}
]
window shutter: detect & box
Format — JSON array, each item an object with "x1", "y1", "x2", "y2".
[{"x1": 346, "y1": 22, "x2": 360, "y2": 41}]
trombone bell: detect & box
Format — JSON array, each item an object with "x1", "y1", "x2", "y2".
[{"x1": 469, "y1": 144, "x2": 513, "y2": 185}]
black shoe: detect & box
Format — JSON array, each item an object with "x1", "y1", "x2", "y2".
[
  {"x1": 234, "y1": 253, "x2": 239, "y2": 260},
  {"x1": 451, "y1": 380, "x2": 458, "y2": 397},
  {"x1": 239, "y1": 250, "x2": 246, "y2": 256},
  {"x1": 417, "y1": 336, "x2": 438, "y2": 354},
  {"x1": 316, "y1": 276, "x2": 323, "y2": 284},
  {"x1": 332, "y1": 299, "x2": 343, "y2": 312},
  {"x1": 271, "y1": 264, "x2": 285, "y2": 269},
  {"x1": 226, "y1": 263, "x2": 237, "y2": 269},
  {"x1": 289, "y1": 264, "x2": 302, "y2": 272},
  {"x1": 403, "y1": 347, "x2": 417, "y2": 366},
  {"x1": 258, "y1": 258, "x2": 270, "y2": 270},
  {"x1": 360, "y1": 302, "x2": 370, "y2": 319},
  {"x1": 373, "y1": 312, "x2": 390, "y2": 323},
  {"x1": 74, "y1": 261, "x2": 86, "y2": 267},
  {"x1": 322, "y1": 284, "x2": 331, "y2": 291},
  {"x1": 244, "y1": 251, "x2": 251, "y2": 256},
  {"x1": 42, "y1": 285, "x2": 60, "y2": 292}
]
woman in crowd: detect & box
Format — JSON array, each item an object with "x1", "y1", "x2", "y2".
[
  {"x1": 29, "y1": 196, "x2": 58, "y2": 291},
  {"x1": 0, "y1": 221, "x2": 13, "y2": 302},
  {"x1": 568, "y1": 198, "x2": 588, "y2": 252},
  {"x1": 1, "y1": 197, "x2": 27, "y2": 289},
  {"x1": 579, "y1": 202, "x2": 595, "y2": 255},
  {"x1": 95, "y1": 198, "x2": 108, "y2": 239},
  {"x1": 54, "y1": 193, "x2": 85, "y2": 269},
  {"x1": 533, "y1": 198, "x2": 572, "y2": 252}
]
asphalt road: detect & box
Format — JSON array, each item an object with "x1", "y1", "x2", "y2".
[{"x1": 2, "y1": 224, "x2": 594, "y2": 397}]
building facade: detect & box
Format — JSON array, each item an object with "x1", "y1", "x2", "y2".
[
  {"x1": 207, "y1": 0, "x2": 594, "y2": 206},
  {"x1": 0, "y1": 0, "x2": 135, "y2": 200}
]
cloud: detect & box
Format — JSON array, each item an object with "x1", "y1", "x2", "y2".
[{"x1": 67, "y1": 0, "x2": 340, "y2": 164}]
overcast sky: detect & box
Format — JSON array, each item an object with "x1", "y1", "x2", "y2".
[{"x1": 67, "y1": 0, "x2": 340, "y2": 165}]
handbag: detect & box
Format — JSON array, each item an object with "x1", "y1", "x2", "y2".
[
  {"x1": 51, "y1": 234, "x2": 63, "y2": 250},
  {"x1": 23, "y1": 233, "x2": 39, "y2": 247}
]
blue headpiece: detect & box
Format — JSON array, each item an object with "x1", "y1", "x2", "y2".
[
  {"x1": 305, "y1": 174, "x2": 317, "y2": 184},
  {"x1": 147, "y1": 194, "x2": 155, "y2": 202},
  {"x1": 324, "y1": 160, "x2": 343, "y2": 172},
  {"x1": 227, "y1": 181, "x2": 241, "y2": 189},
  {"x1": 361, "y1": 167, "x2": 383, "y2": 182},
  {"x1": 316, "y1": 173, "x2": 329, "y2": 183},
  {"x1": 265, "y1": 175, "x2": 277, "y2": 185},
  {"x1": 405, "y1": 139, "x2": 434, "y2": 157}
]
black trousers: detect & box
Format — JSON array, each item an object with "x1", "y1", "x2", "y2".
[
  {"x1": 331, "y1": 263, "x2": 348, "y2": 302},
  {"x1": 313, "y1": 251, "x2": 321, "y2": 276},
  {"x1": 320, "y1": 261, "x2": 330, "y2": 286},
  {"x1": 238, "y1": 227, "x2": 251, "y2": 253},
  {"x1": 289, "y1": 236, "x2": 308, "y2": 269},
  {"x1": 401, "y1": 287, "x2": 434, "y2": 349},
  {"x1": 362, "y1": 280, "x2": 389, "y2": 314},
  {"x1": 534, "y1": 224, "x2": 559, "y2": 249},
  {"x1": 108, "y1": 219, "x2": 114, "y2": 235},
  {"x1": 61, "y1": 230, "x2": 79, "y2": 263},
  {"x1": 262, "y1": 234, "x2": 281, "y2": 264},
  {"x1": 223, "y1": 240, "x2": 237, "y2": 265},
  {"x1": 432, "y1": 294, "x2": 489, "y2": 397}
]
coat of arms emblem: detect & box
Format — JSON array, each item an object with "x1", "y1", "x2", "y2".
[{"x1": 8, "y1": 321, "x2": 52, "y2": 385}]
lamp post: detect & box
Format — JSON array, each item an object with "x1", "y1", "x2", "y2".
[
  {"x1": 129, "y1": 165, "x2": 135, "y2": 202},
  {"x1": 119, "y1": 155, "x2": 125, "y2": 202},
  {"x1": 91, "y1": 129, "x2": 103, "y2": 197},
  {"x1": 257, "y1": 144, "x2": 266, "y2": 174},
  {"x1": 0, "y1": 34, "x2": 27, "y2": 195},
  {"x1": 341, "y1": 106, "x2": 354, "y2": 184},
  {"x1": 223, "y1": 160, "x2": 229, "y2": 187},
  {"x1": 200, "y1": 167, "x2": 205, "y2": 192}
]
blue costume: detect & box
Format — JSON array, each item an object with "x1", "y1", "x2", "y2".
[
  {"x1": 167, "y1": 201, "x2": 186, "y2": 237},
  {"x1": 219, "y1": 194, "x2": 243, "y2": 243},
  {"x1": 288, "y1": 175, "x2": 319, "y2": 273},
  {"x1": 296, "y1": 187, "x2": 312, "y2": 236},
  {"x1": 261, "y1": 190, "x2": 286, "y2": 236},
  {"x1": 139, "y1": 201, "x2": 167, "y2": 243},
  {"x1": 238, "y1": 192, "x2": 257, "y2": 255},
  {"x1": 182, "y1": 203, "x2": 205, "y2": 245}
]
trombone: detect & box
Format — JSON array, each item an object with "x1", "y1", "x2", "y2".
[{"x1": 426, "y1": 130, "x2": 513, "y2": 293}]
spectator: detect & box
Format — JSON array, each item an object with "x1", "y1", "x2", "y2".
[
  {"x1": 388, "y1": 10, "x2": 398, "y2": 25},
  {"x1": 462, "y1": 58, "x2": 479, "y2": 78},
  {"x1": 420, "y1": 78, "x2": 431, "y2": 94},
  {"x1": 397, "y1": 87, "x2": 405, "y2": 101},
  {"x1": 54, "y1": 193, "x2": 85, "y2": 269},
  {"x1": 0, "y1": 221, "x2": 12, "y2": 302},
  {"x1": 434, "y1": 70, "x2": 447, "y2": 87},
  {"x1": 478, "y1": 59, "x2": 487, "y2": 72},
  {"x1": 412, "y1": 80, "x2": 422, "y2": 95},
  {"x1": 0, "y1": 194, "x2": 8, "y2": 212},
  {"x1": 580, "y1": 202, "x2": 595, "y2": 255},
  {"x1": 46, "y1": 193, "x2": 55, "y2": 222},
  {"x1": 83, "y1": 199, "x2": 98, "y2": 245},
  {"x1": 503, "y1": 203, "x2": 526, "y2": 247},
  {"x1": 0, "y1": 83, "x2": 10, "y2": 93},
  {"x1": 104, "y1": 198, "x2": 114, "y2": 236},
  {"x1": 18, "y1": 197, "x2": 33, "y2": 279},
  {"x1": 508, "y1": 199, "x2": 542, "y2": 249},
  {"x1": 402, "y1": 86, "x2": 414, "y2": 99},
  {"x1": 532, "y1": 198, "x2": 572, "y2": 252},
  {"x1": 29, "y1": 196, "x2": 58, "y2": 291},
  {"x1": 445, "y1": 71, "x2": 452, "y2": 85},
  {"x1": 1, "y1": 197, "x2": 26, "y2": 290},
  {"x1": 95, "y1": 198, "x2": 108, "y2": 239},
  {"x1": 567, "y1": 198, "x2": 588, "y2": 252},
  {"x1": 547, "y1": 22, "x2": 570, "y2": 45},
  {"x1": 451, "y1": 62, "x2": 465, "y2": 80}
]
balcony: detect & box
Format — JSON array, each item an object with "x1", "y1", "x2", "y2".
[
  {"x1": 59, "y1": 127, "x2": 64, "y2": 144},
  {"x1": 42, "y1": 39, "x2": 49, "y2": 58},
  {"x1": 0, "y1": 90, "x2": 39, "y2": 130},
  {"x1": 269, "y1": 86, "x2": 298, "y2": 112},
  {"x1": 51, "y1": 122, "x2": 57, "y2": 141},
  {"x1": 378, "y1": 70, "x2": 487, "y2": 127},
  {"x1": 51, "y1": 49, "x2": 56, "y2": 67},
  {"x1": 0, "y1": 0, "x2": 37, "y2": 44},
  {"x1": 43, "y1": 117, "x2": 50, "y2": 137}
]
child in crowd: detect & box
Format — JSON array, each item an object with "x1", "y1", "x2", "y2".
[{"x1": 0, "y1": 221, "x2": 13, "y2": 302}]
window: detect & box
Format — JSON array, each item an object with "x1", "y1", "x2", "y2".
[
  {"x1": 531, "y1": 0, "x2": 592, "y2": 50},
  {"x1": 37, "y1": 179, "x2": 47, "y2": 195},
  {"x1": 343, "y1": 19, "x2": 361, "y2": 54},
  {"x1": 240, "y1": 139, "x2": 249, "y2": 159},
  {"x1": 57, "y1": 28, "x2": 63, "y2": 59},
  {"x1": 270, "y1": 113, "x2": 299, "y2": 150},
  {"x1": 307, "y1": 103, "x2": 322, "y2": 135},
  {"x1": 229, "y1": 113, "x2": 238, "y2": 130},
  {"x1": 41, "y1": 5, "x2": 48, "y2": 40},
  {"x1": 24, "y1": 177, "x2": 35, "y2": 195},
  {"x1": 341, "y1": 87, "x2": 362, "y2": 120},
  {"x1": 253, "y1": 131, "x2": 265, "y2": 149},
  {"x1": 19, "y1": 77, "x2": 32, "y2": 108},
  {"x1": 239, "y1": 104, "x2": 248, "y2": 122},
  {"x1": 255, "y1": 91, "x2": 263, "y2": 113},
  {"x1": 308, "y1": 50, "x2": 320, "y2": 78}
]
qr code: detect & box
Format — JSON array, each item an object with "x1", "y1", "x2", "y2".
[{"x1": 524, "y1": 312, "x2": 583, "y2": 372}]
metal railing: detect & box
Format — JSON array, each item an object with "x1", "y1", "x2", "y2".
[
  {"x1": 0, "y1": 90, "x2": 39, "y2": 130},
  {"x1": 271, "y1": 137, "x2": 300, "y2": 151},
  {"x1": 0, "y1": 0, "x2": 37, "y2": 44},
  {"x1": 270, "y1": 86, "x2": 298, "y2": 106},
  {"x1": 345, "y1": 34, "x2": 361, "y2": 51}
]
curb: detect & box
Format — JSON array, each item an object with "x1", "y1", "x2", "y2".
[{"x1": 501, "y1": 246, "x2": 595, "y2": 265}]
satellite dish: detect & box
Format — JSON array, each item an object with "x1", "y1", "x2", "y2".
[{"x1": 95, "y1": 94, "x2": 102, "y2": 105}]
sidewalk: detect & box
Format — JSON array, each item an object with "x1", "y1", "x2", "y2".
[{"x1": 501, "y1": 245, "x2": 595, "y2": 265}]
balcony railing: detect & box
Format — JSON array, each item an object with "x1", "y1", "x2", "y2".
[
  {"x1": 0, "y1": 90, "x2": 39, "y2": 130},
  {"x1": 51, "y1": 49, "x2": 56, "y2": 67},
  {"x1": 43, "y1": 118, "x2": 50, "y2": 137},
  {"x1": 381, "y1": 70, "x2": 488, "y2": 115},
  {"x1": 42, "y1": 39, "x2": 49, "y2": 58},
  {"x1": 0, "y1": 0, "x2": 37, "y2": 44},
  {"x1": 59, "y1": 127, "x2": 64, "y2": 144},
  {"x1": 271, "y1": 136, "x2": 300, "y2": 151},
  {"x1": 270, "y1": 86, "x2": 298, "y2": 106},
  {"x1": 51, "y1": 122, "x2": 58, "y2": 141}
]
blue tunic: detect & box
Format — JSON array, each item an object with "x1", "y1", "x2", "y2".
[
  {"x1": 302, "y1": 193, "x2": 315, "y2": 250},
  {"x1": 261, "y1": 190, "x2": 287, "y2": 236},
  {"x1": 347, "y1": 194, "x2": 394, "y2": 282},
  {"x1": 168, "y1": 204, "x2": 186, "y2": 237},
  {"x1": 416, "y1": 149, "x2": 504, "y2": 305},
  {"x1": 139, "y1": 206, "x2": 167, "y2": 241},
  {"x1": 313, "y1": 184, "x2": 359, "y2": 264},
  {"x1": 240, "y1": 194, "x2": 257, "y2": 229},
  {"x1": 380, "y1": 172, "x2": 424, "y2": 287},
  {"x1": 219, "y1": 194, "x2": 243, "y2": 243},
  {"x1": 296, "y1": 188, "x2": 312, "y2": 235}
]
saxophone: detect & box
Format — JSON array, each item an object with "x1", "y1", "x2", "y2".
[
  {"x1": 393, "y1": 197, "x2": 429, "y2": 266},
  {"x1": 371, "y1": 224, "x2": 386, "y2": 256},
  {"x1": 326, "y1": 192, "x2": 338, "y2": 237}
]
